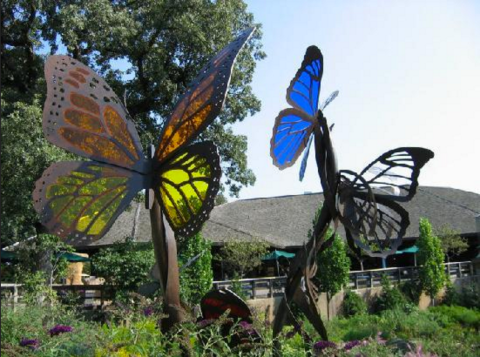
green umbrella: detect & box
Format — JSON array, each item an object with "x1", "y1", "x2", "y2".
[{"x1": 262, "y1": 250, "x2": 295, "y2": 261}]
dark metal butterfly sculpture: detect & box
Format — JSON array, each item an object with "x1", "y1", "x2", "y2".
[
  {"x1": 33, "y1": 28, "x2": 255, "y2": 329},
  {"x1": 270, "y1": 46, "x2": 434, "y2": 342}
]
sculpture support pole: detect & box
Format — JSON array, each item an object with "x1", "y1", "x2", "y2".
[{"x1": 150, "y1": 197, "x2": 184, "y2": 331}]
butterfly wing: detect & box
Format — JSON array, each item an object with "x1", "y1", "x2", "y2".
[
  {"x1": 43, "y1": 56, "x2": 147, "y2": 173},
  {"x1": 340, "y1": 190, "x2": 410, "y2": 258},
  {"x1": 200, "y1": 289, "x2": 252, "y2": 322},
  {"x1": 33, "y1": 162, "x2": 145, "y2": 244},
  {"x1": 154, "y1": 28, "x2": 255, "y2": 164},
  {"x1": 337, "y1": 146, "x2": 434, "y2": 257},
  {"x1": 271, "y1": 108, "x2": 315, "y2": 169},
  {"x1": 286, "y1": 46, "x2": 323, "y2": 117},
  {"x1": 154, "y1": 141, "x2": 221, "y2": 237},
  {"x1": 357, "y1": 147, "x2": 434, "y2": 202}
]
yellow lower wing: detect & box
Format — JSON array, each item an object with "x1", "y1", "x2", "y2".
[{"x1": 155, "y1": 141, "x2": 221, "y2": 238}]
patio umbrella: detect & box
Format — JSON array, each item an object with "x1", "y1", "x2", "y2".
[
  {"x1": 262, "y1": 250, "x2": 295, "y2": 276},
  {"x1": 395, "y1": 245, "x2": 419, "y2": 266}
]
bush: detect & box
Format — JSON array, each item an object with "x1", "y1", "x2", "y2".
[
  {"x1": 342, "y1": 290, "x2": 367, "y2": 317},
  {"x1": 430, "y1": 305, "x2": 480, "y2": 330},
  {"x1": 459, "y1": 284, "x2": 480, "y2": 310},
  {"x1": 399, "y1": 278, "x2": 422, "y2": 305},
  {"x1": 92, "y1": 238, "x2": 155, "y2": 299},
  {"x1": 374, "y1": 275, "x2": 408, "y2": 313}
]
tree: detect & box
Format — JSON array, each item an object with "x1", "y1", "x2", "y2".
[
  {"x1": 316, "y1": 232, "x2": 351, "y2": 320},
  {"x1": 417, "y1": 218, "x2": 447, "y2": 305},
  {"x1": 436, "y1": 225, "x2": 469, "y2": 263},
  {"x1": 178, "y1": 232, "x2": 213, "y2": 305},
  {"x1": 92, "y1": 238, "x2": 155, "y2": 298},
  {"x1": 217, "y1": 239, "x2": 269, "y2": 279},
  {"x1": 1, "y1": 100, "x2": 73, "y2": 245}
]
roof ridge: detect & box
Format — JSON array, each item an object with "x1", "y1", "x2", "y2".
[{"x1": 418, "y1": 187, "x2": 480, "y2": 215}]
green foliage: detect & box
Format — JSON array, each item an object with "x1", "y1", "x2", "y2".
[
  {"x1": 442, "y1": 283, "x2": 480, "y2": 310},
  {"x1": 1, "y1": 100, "x2": 73, "y2": 244},
  {"x1": 316, "y1": 233, "x2": 351, "y2": 301},
  {"x1": 178, "y1": 232, "x2": 213, "y2": 305},
  {"x1": 92, "y1": 238, "x2": 155, "y2": 298},
  {"x1": 2, "y1": 299, "x2": 480, "y2": 356},
  {"x1": 436, "y1": 225, "x2": 469, "y2": 262},
  {"x1": 417, "y1": 218, "x2": 447, "y2": 301},
  {"x1": 217, "y1": 238, "x2": 269, "y2": 278},
  {"x1": 342, "y1": 290, "x2": 367, "y2": 317},
  {"x1": 399, "y1": 279, "x2": 422, "y2": 305},
  {"x1": 4, "y1": 234, "x2": 74, "y2": 286},
  {"x1": 374, "y1": 275, "x2": 409, "y2": 313},
  {"x1": 430, "y1": 305, "x2": 480, "y2": 330}
]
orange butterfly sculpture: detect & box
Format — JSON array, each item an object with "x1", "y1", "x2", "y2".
[
  {"x1": 33, "y1": 27, "x2": 255, "y2": 244},
  {"x1": 33, "y1": 28, "x2": 255, "y2": 327}
]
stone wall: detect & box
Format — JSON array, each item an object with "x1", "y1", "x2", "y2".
[{"x1": 246, "y1": 275, "x2": 480, "y2": 322}]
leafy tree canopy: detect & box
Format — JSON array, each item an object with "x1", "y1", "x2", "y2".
[
  {"x1": 1, "y1": 0, "x2": 265, "y2": 243},
  {"x1": 417, "y1": 218, "x2": 447, "y2": 301},
  {"x1": 178, "y1": 232, "x2": 213, "y2": 305},
  {"x1": 217, "y1": 238, "x2": 269, "y2": 278},
  {"x1": 436, "y1": 225, "x2": 468, "y2": 263}
]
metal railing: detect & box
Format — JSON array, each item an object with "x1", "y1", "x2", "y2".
[
  {"x1": 212, "y1": 261, "x2": 477, "y2": 298},
  {"x1": 349, "y1": 261, "x2": 476, "y2": 290},
  {"x1": 213, "y1": 276, "x2": 287, "y2": 300},
  {"x1": 2, "y1": 262, "x2": 476, "y2": 304},
  {"x1": 1, "y1": 284, "x2": 112, "y2": 308}
]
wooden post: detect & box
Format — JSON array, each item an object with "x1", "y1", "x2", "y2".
[
  {"x1": 369, "y1": 271, "x2": 373, "y2": 288},
  {"x1": 252, "y1": 280, "x2": 256, "y2": 299},
  {"x1": 149, "y1": 197, "x2": 184, "y2": 331},
  {"x1": 269, "y1": 279, "x2": 274, "y2": 298}
]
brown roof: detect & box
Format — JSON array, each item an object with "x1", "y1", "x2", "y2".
[{"x1": 75, "y1": 186, "x2": 480, "y2": 250}]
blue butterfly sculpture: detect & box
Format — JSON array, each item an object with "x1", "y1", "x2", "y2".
[{"x1": 270, "y1": 46, "x2": 434, "y2": 343}]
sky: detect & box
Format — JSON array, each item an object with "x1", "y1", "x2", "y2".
[{"x1": 232, "y1": 0, "x2": 480, "y2": 200}]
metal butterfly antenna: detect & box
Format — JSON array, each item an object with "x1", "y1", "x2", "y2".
[{"x1": 270, "y1": 46, "x2": 434, "y2": 347}]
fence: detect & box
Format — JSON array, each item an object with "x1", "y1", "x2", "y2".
[
  {"x1": 213, "y1": 261, "x2": 476, "y2": 299},
  {"x1": 1, "y1": 284, "x2": 111, "y2": 308},
  {"x1": 213, "y1": 276, "x2": 287, "y2": 300},
  {"x1": 348, "y1": 261, "x2": 476, "y2": 290},
  {"x1": 2, "y1": 261, "x2": 476, "y2": 305}
]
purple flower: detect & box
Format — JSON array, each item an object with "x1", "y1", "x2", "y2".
[
  {"x1": 49, "y1": 324, "x2": 73, "y2": 337},
  {"x1": 19, "y1": 338, "x2": 40, "y2": 350},
  {"x1": 143, "y1": 307, "x2": 154, "y2": 317},
  {"x1": 344, "y1": 340, "x2": 362, "y2": 350},
  {"x1": 313, "y1": 340, "x2": 337, "y2": 351},
  {"x1": 238, "y1": 321, "x2": 257, "y2": 335},
  {"x1": 197, "y1": 319, "x2": 215, "y2": 328}
]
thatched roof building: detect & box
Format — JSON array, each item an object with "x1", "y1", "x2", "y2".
[{"x1": 75, "y1": 186, "x2": 480, "y2": 252}]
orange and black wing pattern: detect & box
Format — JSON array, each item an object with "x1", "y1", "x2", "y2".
[
  {"x1": 43, "y1": 56, "x2": 147, "y2": 173},
  {"x1": 154, "y1": 27, "x2": 255, "y2": 164},
  {"x1": 33, "y1": 162, "x2": 145, "y2": 244}
]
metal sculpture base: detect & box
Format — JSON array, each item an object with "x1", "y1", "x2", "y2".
[{"x1": 149, "y1": 197, "x2": 185, "y2": 331}]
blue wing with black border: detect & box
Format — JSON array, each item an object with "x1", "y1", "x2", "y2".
[
  {"x1": 286, "y1": 46, "x2": 323, "y2": 117},
  {"x1": 271, "y1": 109, "x2": 315, "y2": 169}
]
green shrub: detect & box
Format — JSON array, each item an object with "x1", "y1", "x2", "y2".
[
  {"x1": 374, "y1": 275, "x2": 408, "y2": 313},
  {"x1": 92, "y1": 238, "x2": 155, "y2": 299},
  {"x1": 459, "y1": 284, "x2": 480, "y2": 310},
  {"x1": 430, "y1": 305, "x2": 480, "y2": 330},
  {"x1": 399, "y1": 278, "x2": 422, "y2": 304},
  {"x1": 342, "y1": 290, "x2": 367, "y2": 317},
  {"x1": 441, "y1": 282, "x2": 460, "y2": 306}
]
